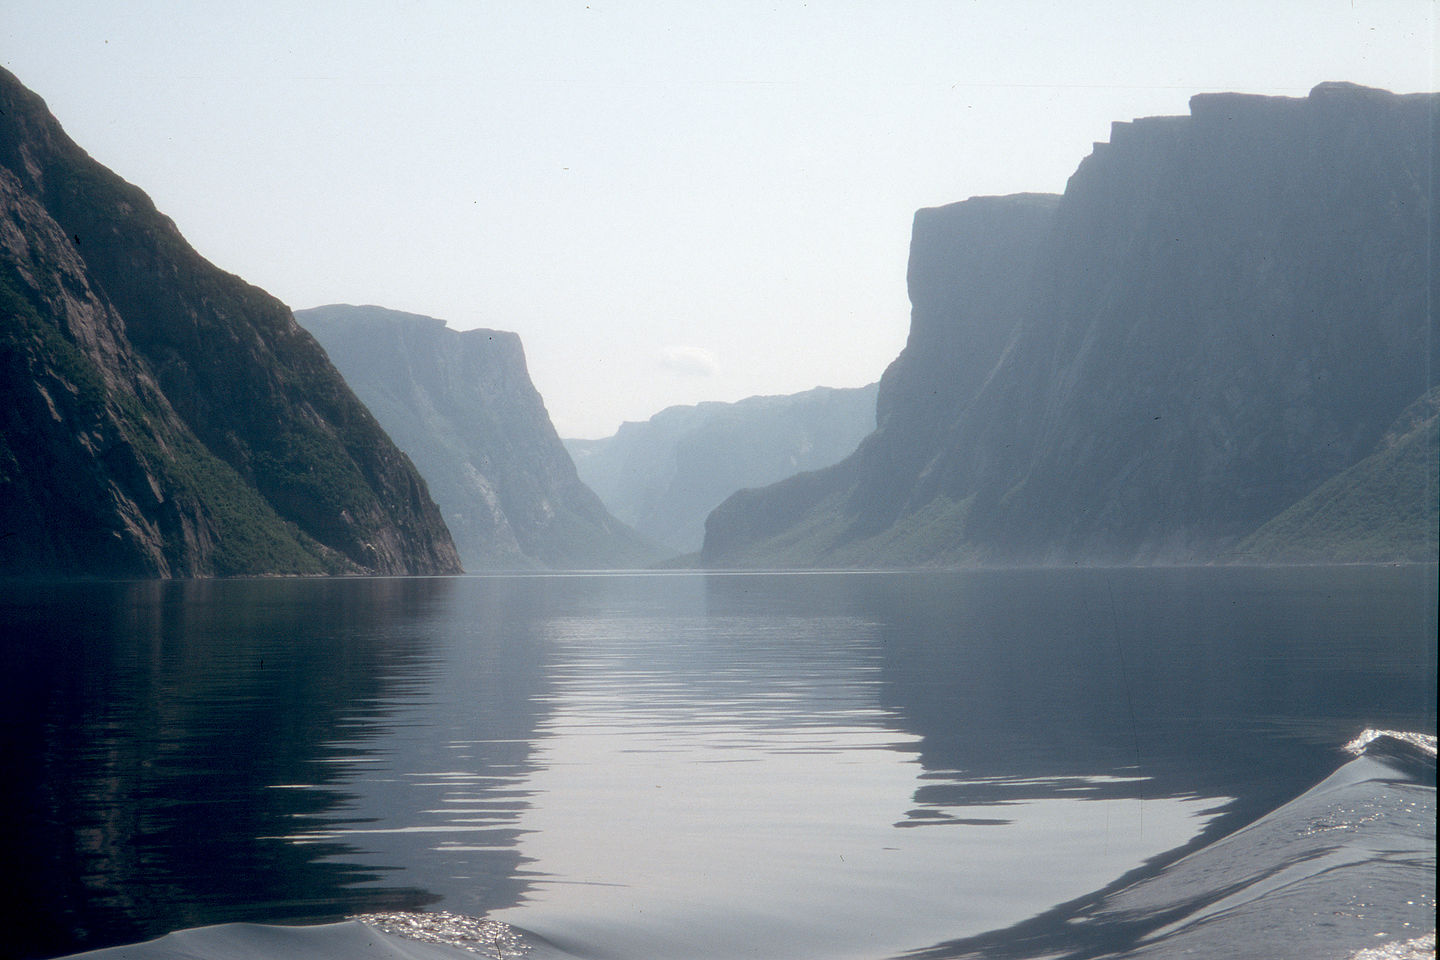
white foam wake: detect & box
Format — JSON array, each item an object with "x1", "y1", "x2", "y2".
[
  {"x1": 352, "y1": 912, "x2": 529, "y2": 958},
  {"x1": 1348, "y1": 931, "x2": 1436, "y2": 960},
  {"x1": 1343, "y1": 728, "x2": 1438, "y2": 758}
]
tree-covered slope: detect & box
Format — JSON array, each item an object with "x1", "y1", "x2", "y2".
[
  {"x1": 0, "y1": 67, "x2": 460, "y2": 577},
  {"x1": 1230, "y1": 388, "x2": 1438, "y2": 563}
]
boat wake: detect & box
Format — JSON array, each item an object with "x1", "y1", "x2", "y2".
[
  {"x1": 56, "y1": 730, "x2": 1435, "y2": 960},
  {"x1": 907, "y1": 729, "x2": 1436, "y2": 960},
  {"x1": 56, "y1": 912, "x2": 574, "y2": 960},
  {"x1": 1344, "y1": 728, "x2": 1438, "y2": 760}
]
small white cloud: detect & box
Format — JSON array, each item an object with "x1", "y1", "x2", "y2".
[{"x1": 658, "y1": 345, "x2": 720, "y2": 377}]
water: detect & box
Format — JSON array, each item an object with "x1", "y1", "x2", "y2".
[{"x1": 0, "y1": 567, "x2": 1434, "y2": 960}]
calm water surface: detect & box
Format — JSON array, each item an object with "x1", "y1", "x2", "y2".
[{"x1": 0, "y1": 567, "x2": 1434, "y2": 960}]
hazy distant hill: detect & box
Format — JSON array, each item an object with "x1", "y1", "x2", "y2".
[
  {"x1": 703, "y1": 83, "x2": 1438, "y2": 567},
  {"x1": 297, "y1": 304, "x2": 657, "y2": 570},
  {"x1": 565, "y1": 384, "x2": 877, "y2": 555},
  {"x1": 0, "y1": 67, "x2": 460, "y2": 577}
]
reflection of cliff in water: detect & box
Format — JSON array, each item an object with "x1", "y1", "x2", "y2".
[
  {"x1": 850, "y1": 565, "x2": 1436, "y2": 960},
  {"x1": 705, "y1": 567, "x2": 1436, "y2": 960},
  {"x1": 301, "y1": 575, "x2": 562, "y2": 921},
  {"x1": 912, "y1": 732, "x2": 1436, "y2": 960},
  {"x1": 860, "y1": 566, "x2": 1436, "y2": 824},
  {"x1": 0, "y1": 577, "x2": 554, "y2": 959},
  {"x1": 703, "y1": 565, "x2": 1437, "y2": 823}
]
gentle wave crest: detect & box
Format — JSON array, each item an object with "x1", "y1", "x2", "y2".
[
  {"x1": 1344, "y1": 728, "x2": 1438, "y2": 759},
  {"x1": 352, "y1": 911, "x2": 529, "y2": 957},
  {"x1": 1348, "y1": 932, "x2": 1436, "y2": 960}
]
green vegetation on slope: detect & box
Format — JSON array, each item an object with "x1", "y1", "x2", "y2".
[
  {"x1": 0, "y1": 65, "x2": 460, "y2": 576},
  {"x1": 1231, "y1": 390, "x2": 1439, "y2": 564},
  {"x1": 0, "y1": 264, "x2": 335, "y2": 576}
]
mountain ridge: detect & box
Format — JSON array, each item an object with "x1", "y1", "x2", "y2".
[
  {"x1": 703, "y1": 82, "x2": 1438, "y2": 568},
  {"x1": 565, "y1": 382, "x2": 878, "y2": 554},
  {"x1": 0, "y1": 67, "x2": 461, "y2": 577},
  {"x1": 297, "y1": 304, "x2": 657, "y2": 570}
]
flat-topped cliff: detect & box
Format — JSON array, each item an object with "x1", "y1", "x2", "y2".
[
  {"x1": 298, "y1": 304, "x2": 656, "y2": 570},
  {"x1": 703, "y1": 83, "x2": 1437, "y2": 567}
]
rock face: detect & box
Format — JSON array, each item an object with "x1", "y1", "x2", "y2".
[
  {"x1": 297, "y1": 304, "x2": 656, "y2": 570},
  {"x1": 704, "y1": 83, "x2": 1438, "y2": 567},
  {"x1": 1230, "y1": 387, "x2": 1439, "y2": 563},
  {"x1": 564, "y1": 384, "x2": 878, "y2": 554},
  {"x1": 0, "y1": 67, "x2": 461, "y2": 577}
]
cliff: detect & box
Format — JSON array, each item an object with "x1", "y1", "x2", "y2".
[
  {"x1": 0, "y1": 67, "x2": 461, "y2": 577},
  {"x1": 1229, "y1": 387, "x2": 1439, "y2": 563},
  {"x1": 296, "y1": 304, "x2": 657, "y2": 570},
  {"x1": 565, "y1": 383, "x2": 878, "y2": 554},
  {"x1": 704, "y1": 83, "x2": 1438, "y2": 567}
]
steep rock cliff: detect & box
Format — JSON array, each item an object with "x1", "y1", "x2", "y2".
[
  {"x1": 700, "y1": 193, "x2": 1060, "y2": 567},
  {"x1": 0, "y1": 67, "x2": 461, "y2": 577},
  {"x1": 564, "y1": 384, "x2": 878, "y2": 554},
  {"x1": 297, "y1": 304, "x2": 656, "y2": 569},
  {"x1": 704, "y1": 83, "x2": 1437, "y2": 567}
]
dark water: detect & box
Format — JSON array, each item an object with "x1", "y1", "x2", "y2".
[{"x1": 0, "y1": 567, "x2": 1434, "y2": 960}]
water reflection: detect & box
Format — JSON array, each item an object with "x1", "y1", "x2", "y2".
[
  {"x1": 698, "y1": 567, "x2": 1436, "y2": 960},
  {"x1": 272, "y1": 575, "x2": 559, "y2": 921},
  {"x1": 0, "y1": 578, "x2": 471, "y2": 957},
  {"x1": 474, "y1": 573, "x2": 1231, "y2": 959},
  {"x1": 853, "y1": 567, "x2": 1437, "y2": 822},
  {"x1": 3, "y1": 568, "x2": 1433, "y2": 960}
]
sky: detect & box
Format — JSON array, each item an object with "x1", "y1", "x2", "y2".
[{"x1": 2, "y1": 2, "x2": 1435, "y2": 438}]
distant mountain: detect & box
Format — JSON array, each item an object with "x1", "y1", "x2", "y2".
[
  {"x1": 297, "y1": 304, "x2": 657, "y2": 570},
  {"x1": 565, "y1": 384, "x2": 877, "y2": 554},
  {"x1": 0, "y1": 67, "x2": 461, "y2": 577},
  {"x1": 703, "y1": 83, "x2": 1438, "y2": 567}
]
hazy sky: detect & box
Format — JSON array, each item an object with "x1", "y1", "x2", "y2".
[{"x1": 3, "y1": 2, "x2": 1435, "y2": 437}]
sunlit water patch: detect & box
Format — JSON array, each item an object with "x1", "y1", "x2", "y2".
[
  {"x1": 6, "y1": 568, "x2": 1434, "y2": 960},
  {"x1": 479, "y1": 610, "x2": 1226, "y2": 959}
]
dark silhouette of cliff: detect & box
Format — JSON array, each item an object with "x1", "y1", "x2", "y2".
[
  {"x1": 704, "y1": 84, "x2": 1438, "y2": 567},
  {"x1": 0, "y1": 67, "x2": 460, "y2": 576}
]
